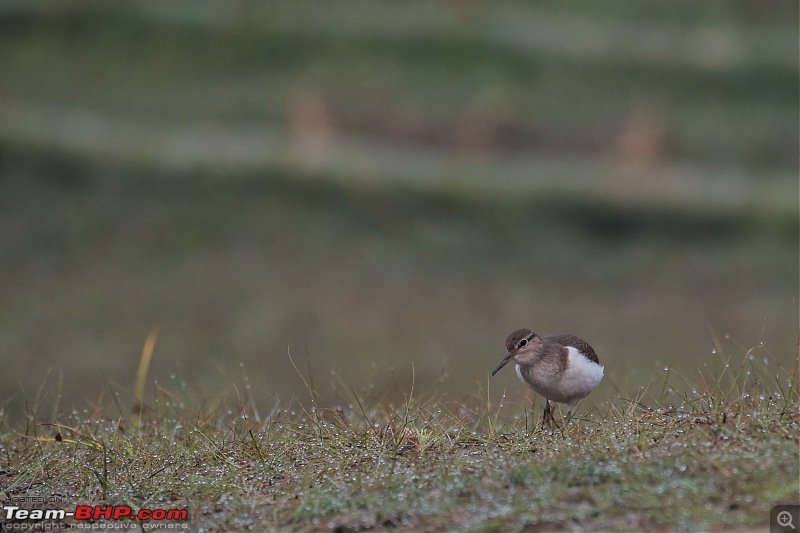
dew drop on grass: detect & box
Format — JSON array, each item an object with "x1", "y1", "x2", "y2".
[{"x1": 711, "y1": 348, "x2": 717, "y2": 354}]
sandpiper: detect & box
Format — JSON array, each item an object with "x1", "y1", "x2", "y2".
[{"x1": 491, "y1": 328, "x2": 604, "y2": 428}]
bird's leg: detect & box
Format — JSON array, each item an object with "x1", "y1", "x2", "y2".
[{"x1": 542, "y1": 399, "x2": 556, "y2": 429}]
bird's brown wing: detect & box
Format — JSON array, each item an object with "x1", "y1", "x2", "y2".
[{"x1": 544, "y1": 334, "x2": 599, "y2": 364}]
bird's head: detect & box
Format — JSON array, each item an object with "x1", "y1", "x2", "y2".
[{"x1": 491, "y1": 328, "x2": 542, "y2": 376}]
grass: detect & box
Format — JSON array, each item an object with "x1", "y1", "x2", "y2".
[{"x1": 1, "y1": 340, "x2": 797, "y2": 531}]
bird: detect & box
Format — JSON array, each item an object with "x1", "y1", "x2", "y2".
[{"x1": 491, "y1": 328, "x2": 604, "y2": 428}]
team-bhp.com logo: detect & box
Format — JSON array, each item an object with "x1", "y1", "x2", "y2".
[{"x1": 3, "y1": 504, "x2": 188, "y2": 528}]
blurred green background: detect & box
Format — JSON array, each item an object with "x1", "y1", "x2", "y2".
[{"x1": 1, "y1": 1, "x2": 797, "y2": 416}]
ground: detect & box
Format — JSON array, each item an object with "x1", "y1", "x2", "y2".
[{"x1": 1, "y1": 350, "x2": 797, "y2": 531}]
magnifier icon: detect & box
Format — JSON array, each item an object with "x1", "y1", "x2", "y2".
[{"x1": 778, "y1": 511, "x2": 796, "y2": 530}]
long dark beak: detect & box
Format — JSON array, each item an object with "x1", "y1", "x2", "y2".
[{"x1": 491, "y1": 352, "x2": 514, "y2": 376}]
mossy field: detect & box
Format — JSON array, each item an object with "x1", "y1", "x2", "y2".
[
  {"x1": 0, "y1": 1, "x2": 798, "y2": 531},
  {"x1": 1, "y1": 343, "x2": 798, "y2": 531}
]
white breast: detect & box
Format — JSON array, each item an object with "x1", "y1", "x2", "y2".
[
  {"x1": 515, "y1": 346, "x2": 603, "y2": 411},
  {"x1": 561, "y1": 346, "x2": 604, "y2": 406}
]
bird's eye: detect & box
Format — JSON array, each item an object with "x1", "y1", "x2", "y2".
[{"x1": 519, "y1": 339, "x2": 527, "y2": 347}]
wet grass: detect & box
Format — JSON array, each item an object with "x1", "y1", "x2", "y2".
[{"x1": 1, "y1": 342, "x2": 797, "y2": 531}]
